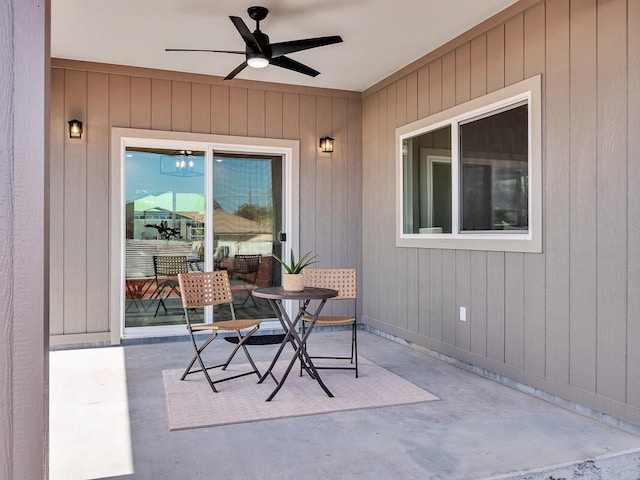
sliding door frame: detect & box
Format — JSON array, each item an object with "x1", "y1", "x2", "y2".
[{"x1": 110, "y1": 128, "x2": 300, "y2": 344}]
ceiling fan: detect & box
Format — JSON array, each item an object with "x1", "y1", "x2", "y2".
[{"x1": 166, "y1": 6, "x2": 343, "y2": 80}]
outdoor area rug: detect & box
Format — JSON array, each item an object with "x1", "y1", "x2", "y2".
[{"x1": 162, "y1": 356, "x2": 438, "y2": 430}]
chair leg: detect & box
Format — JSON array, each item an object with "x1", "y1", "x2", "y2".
[
  {"x1": 154, "y1": 298, "x2": 167, "y2": 318},
  {"x1": 181, "y1": 330, "x2": 219, "y2": 393},
  {"x1": 353, "y1": 322, "x2": 358, "y2": 378},
  {"x1": 152, "y1": 284, "x2": 168, "y2": 318},
  {"x1": 237, "y1": 287, "x2": 258, "y2": 308},
  {"x1": 153, "y1": 284, "x2": 182, "y2": 318},
  {"x1": 220, "y1": 325, "x2": 261, "y2": 380},
  {"x1": 300, "y1": 321, "x2": 358, "y2": 378},
  {"x1": 182, "y1": 327, "x2": 262, "y2": 392},
  {"x1": 238, "y1": 331, "x2": 262, "y2": 379}
]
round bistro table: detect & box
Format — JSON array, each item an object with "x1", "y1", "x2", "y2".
[{"x1": 252, "y1": 286, "x2": 338, "y2": 402}]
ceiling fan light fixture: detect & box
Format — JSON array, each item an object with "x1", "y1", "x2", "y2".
[{"x1": 247, "y1": 55, "x2": 269, "y2": 68}]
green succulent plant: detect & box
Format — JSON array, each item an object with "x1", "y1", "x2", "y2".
[{"x1": 272, "y1": 249, "x2": 318, "y2": 274}]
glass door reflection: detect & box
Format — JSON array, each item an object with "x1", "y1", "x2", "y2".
[
  {"x1": 212, "y1": 154, "x2": 282, "y2": 320},
  {"x1": 123, "y1": 147, "x2": 206, "y2": 328}
]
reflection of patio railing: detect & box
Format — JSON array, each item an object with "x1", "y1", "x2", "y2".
[
  {"x1": 125, "y1": 240, "x2": 197, "y2": 303},
  {"x1": 124, "y1": 242, "x2": 276, "y2": 331},
  {"x1": 125, "y1": 240, "x2": 276, "y2": 300},
  {"x1": 126, "y1": 239, "x2": 196, "y2": 279}
]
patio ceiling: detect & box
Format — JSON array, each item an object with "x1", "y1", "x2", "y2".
[{"x1": 51, "y1": 0, "x2": 518, "y2": 92}]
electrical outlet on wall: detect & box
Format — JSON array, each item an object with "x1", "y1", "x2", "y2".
[{"x1": 459, "y1": 306, "x2": 467, "y2": 322}]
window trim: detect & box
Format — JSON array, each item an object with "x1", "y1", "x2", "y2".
[
  {"x1": 395, "y1": 75, "x2": 542, "y2": 253},
  {"x1": 423, "y1": 153, "x2": 451, "y2": 231}
]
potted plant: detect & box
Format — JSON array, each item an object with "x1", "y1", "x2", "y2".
[{"x1": 272, "y1": 249, "x2": 318, "y2": 291}]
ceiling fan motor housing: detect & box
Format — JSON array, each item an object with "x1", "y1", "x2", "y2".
[
  {"x1": 250, "y1": 30, "x2": 271, "y2": 56},
  {"x1": 247, "y1": 6, "x2": 269, "y2": 22}
]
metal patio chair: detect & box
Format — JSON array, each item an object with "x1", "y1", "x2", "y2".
[
  {"x1": 229, "y1": 254, "x2": 262, "y2": 308},
  {"x1": 301, "y1": 268, "x2": 359, "y2": 377},
  {"x1": 151, "y1": 255, "x2": 189, "y2": 318},
  {"x1": 177, "y1": 270, "x2": 262, "y2": 392}
]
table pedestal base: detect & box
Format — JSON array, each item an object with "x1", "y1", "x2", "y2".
[{"x1": 253, "y1": 288, "x2": 338, "y2": 402}]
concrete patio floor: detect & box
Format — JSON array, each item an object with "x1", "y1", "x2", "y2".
[{"x1": 50, "y1": 329, "x2": 640, "y2": 480}]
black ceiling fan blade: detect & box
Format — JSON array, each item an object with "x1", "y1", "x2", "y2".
[
  {"x1": 229, "y1": 15, "x2": 262, "y2": 53},
  {"x1": 270, "y1": 36, "x2": 343, "y2": 58},
  {"x1": 165, "y1": 48, "x2": 245, "y2": 54},
  {"x1": 270, "y1": 56, "x2": 320, "y2": 77},
  {"x1": 224, "y1": 61, "x2": 248, "y2": 80}
]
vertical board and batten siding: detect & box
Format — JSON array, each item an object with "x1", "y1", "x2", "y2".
[
  {"x1": 545, "y1": 0, "x2": 571, "y2": 386},
  {"x1": 63, "y1": 69, "x2": 88, "y2": 335},
  {"x1": 596, "y1": 0, "x2": 627, "y2": 403},
  {"x1": 628, "y1": 0, "x2": 640, "y2": 411},
  {"x1": 347, "y1": 98, "x2": 363, "y2": 286},
  {"x1": 49, "y1": 60, "x2": 362, "y2": 343},
  {"x1": 49, "y1": 67, "x2": 65, "y2": 336},
  {"x1": 568, "y1": 0, "x2": 598, "y2": 394},
  {"x1": 331, "y1": 97, "x2": 349, "y2": 268},
  {"x1": 191, "y1": 83, "x2": 211, "y2": 134},
  {"x1": 361, "y1": 0, "x2": 640, "y2": 427},
  {"x1": 86, "y1": 72, "x2": 110, "y2": 333},
  {"x1": 314, "y1": 96, "x2": 333, "y2": 267},
  {"x1": 361, "y1": 94, "x2": 379, "y2": 325},
  {"x1": 522, "y1": 2, "x2": 546, "y2": 378},
  {"x1": 387, "y1": 84, "x2": 401, "y2": 330}
]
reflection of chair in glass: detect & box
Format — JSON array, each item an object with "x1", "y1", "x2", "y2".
[
  {"x1": 177, "y1": 271, "x2": 262, "y2": 392},
  {"x1": 229, "y1": 254, "x2": 262, "y2": 308},
  {"x1": 187, "y1": 243, "x2": 204, "y2": 272},
  {"x1": 301, "y1": 268, "x2": 359, "y2": 377},
  {"x1": 152, "y1": 255, "x2": 189, "y2": 318},
  {"x1": 213, "y1": 244, "x2": 229, "y2": 270}
]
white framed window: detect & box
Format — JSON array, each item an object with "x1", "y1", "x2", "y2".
[{"x1": 396, "y1": 75, "x2": 542, "y2": 253}]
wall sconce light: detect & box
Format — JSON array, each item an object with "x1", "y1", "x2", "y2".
[
  {"x1": 68, "y1": 119, "x2": 83, "y2": 139},
  {"x1": 319, "y1": 136, "x2": 334, "y2": 153}
]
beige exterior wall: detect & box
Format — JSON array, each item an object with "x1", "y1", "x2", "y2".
[
  {"x1": 46, "y1": 0, "x2": 638, "y2": 433},
  {"x1": 361, "y1": 0, "x2": 640, "y2": 427},
  {"x1": 49, "y1": 60, "x2": 362, "y2": 345}
]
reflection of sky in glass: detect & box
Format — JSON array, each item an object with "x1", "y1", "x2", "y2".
[
  {"x1": 125, "y1": 150, "x2": 272, "y2": 214},
  {"x1": 213, "y1": 156, "x2": 272, "y2": 212},
  {"x1": 125, "y1": 150, "x2": 205, "y2": 202}
]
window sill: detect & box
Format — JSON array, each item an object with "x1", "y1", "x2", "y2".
[{"x1": 396, "y1": 233, "x2": 541, "y2": 253}]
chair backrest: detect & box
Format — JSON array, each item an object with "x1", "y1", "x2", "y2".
[
  {"x1": 178, "y1": 270, "x2": 234, "y2": 309},
  {"x1": 153, "y1": 255, "x2": 189, "y2": 278},
  {"x1": 303, "y1": 268, "x2": 357, "y2": 300},
  {"x1": 232, "y1": 254, "x2": 261, "y2": 274}
]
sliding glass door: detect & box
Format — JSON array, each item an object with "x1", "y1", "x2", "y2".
[{"x1": 121, "y1": 144, "x2": 286, "y2": 336}]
